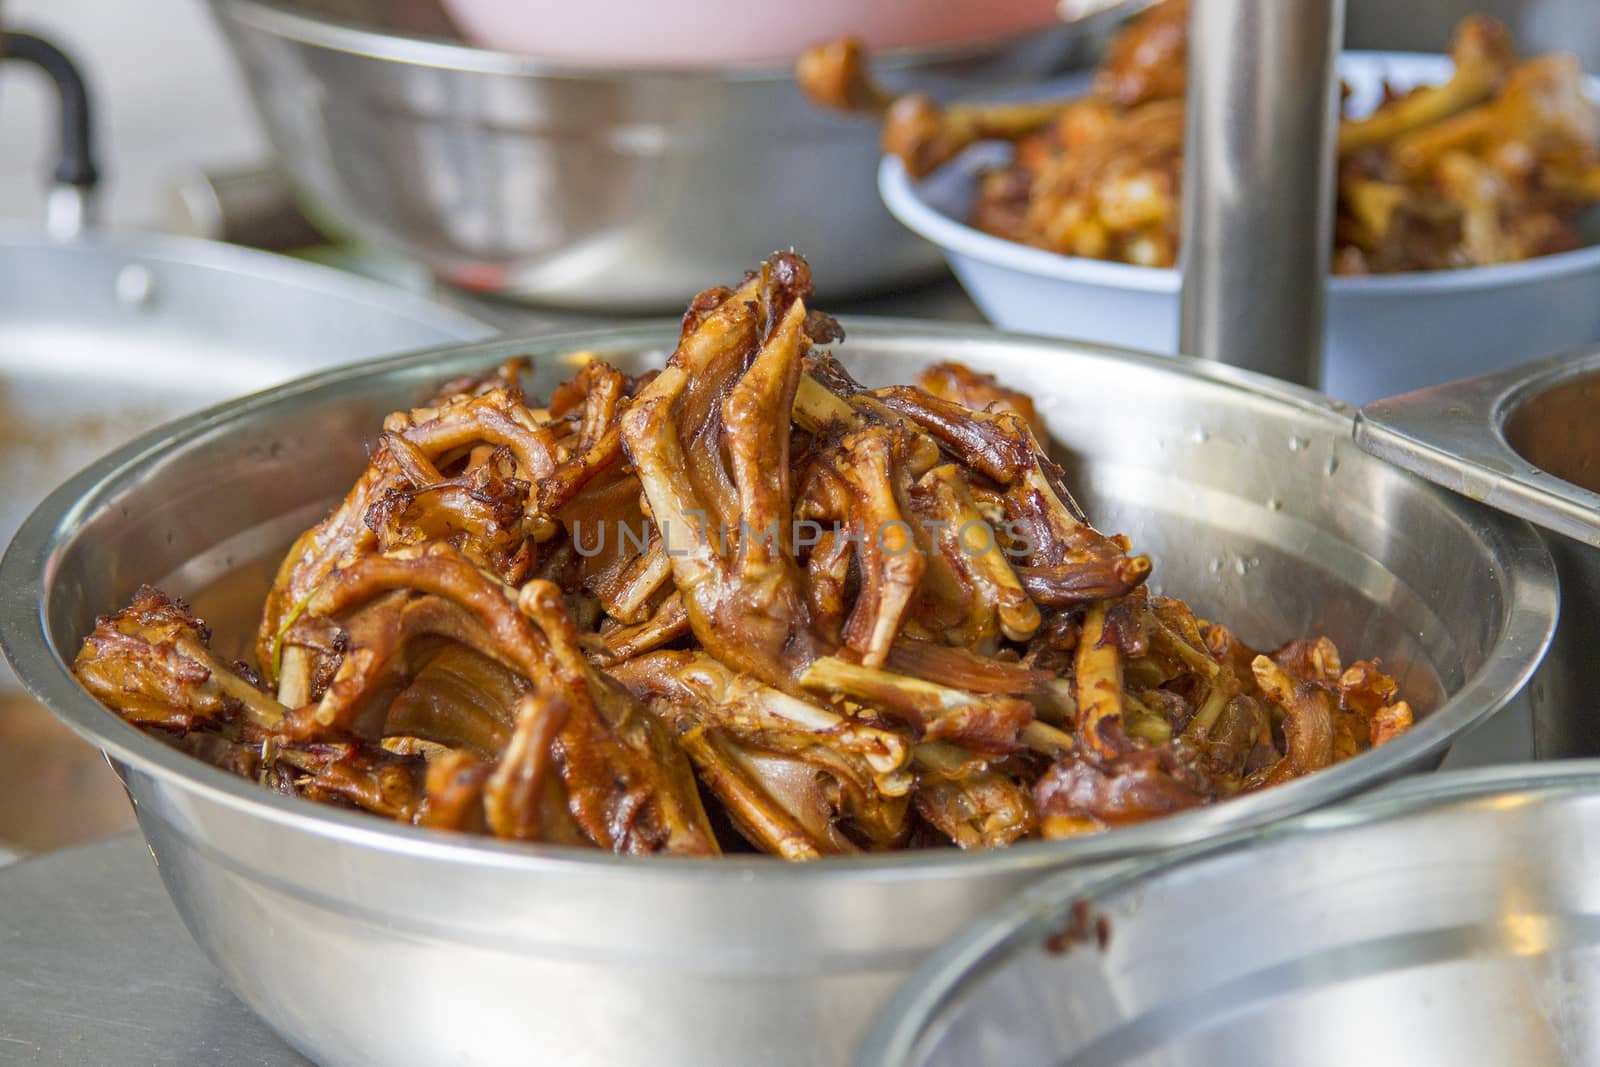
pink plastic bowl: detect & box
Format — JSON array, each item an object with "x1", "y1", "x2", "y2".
[{"x1": 438, "y1": 0, "x2": 1062, "y2": 66}]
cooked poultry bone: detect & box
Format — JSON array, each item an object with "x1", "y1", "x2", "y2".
[
  {"x1": 794, "y1": 37, "x2": 896, "y2": 114},
  {"x1": 258, "y1": 375, "x2": 561, "y2": 689},
  {"x1": 1339, "y1": 15, "x2": 1518, "y2": 152},
  {"x1": 799, "y1": 655, "x2": 1071, "y2": 758},
  {"x1": 674, "y1": 727, "x2": 908, "y2": 859},
  {"x1": 279, "y1": 544, "x2": 719, "y2": 855},
  {"x1": 1394, "y1": 52, "x2": 1599, "y2": 176},
  {"x1": 614, "y1": 650, "x2": 915, "y2": 858},
  {"x1": 794, "y1": 36, "x2": 1069, "y2": 179},
  {"x1": 610, "y1": 650, "x2": 911, "y2": 783},
  {"x1": 1091, "y1": 0, "x2": 1190, "y2": 108},
  {"x1": 75, "y1": 586, "x2": 286, "y2": 731},
  {"x1": 870, "y1": 386, "x2": 1152, "y2": 605},
  {"x1": 72, "y1": 252, "x2": 1418, "y2": 857},
  {"x1": 912, "y1": 742, "x2": 1036, "y2": 850},
  {"x1": 619, "y1": 256, "x2": 821, "y2": 689},
  {"x1": 797, "y1": 0, "x2": 1194, "y2": 180}
]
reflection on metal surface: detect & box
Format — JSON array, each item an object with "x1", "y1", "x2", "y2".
[{"x1": 1501, "y1": 911, "x2": 1558, "y2": 958}]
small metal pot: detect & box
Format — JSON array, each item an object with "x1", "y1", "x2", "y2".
[
  {"x1": 859, "y1": 762, "x2": 1600, "y2": 1067},
  {"x1": 206, "y1": 0, "x2": 1115, "y2": 309},
  {"x1": 0, "y1": 326, "x2": 1556, "y2": 1067},
  {"x1": 1359, "y1": 350, "x2": 1600, "y2": 758}
]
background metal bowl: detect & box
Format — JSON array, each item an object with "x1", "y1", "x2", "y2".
[
  {"x1": 860, "y1": 762, "x2": 1600, "y2": 1067},
  {"x1": 0, "y1": 325, "x2": 1556, "y2": 1066},
  {"x1": 878, "y1": 54, "x2": 1600, "y2": 406},
  {"x1": 0, "y1": 223, "x2": 493, "y2": 678},
  {"x1": 206, "y1": 0, "x2": 1111, "y2": 309}
]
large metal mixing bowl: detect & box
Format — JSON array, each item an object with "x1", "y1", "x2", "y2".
[
  {"x1": 860, "y1": 762, "x2": 1600, "y2": 1067},
  {"x1": 1359, "y1": 348, "x2": 1600, "y2": 758},
  {"x1": 206, "y1": 0, "x2": 1109, "y2": 309},
  {"x1": 0, "y1": 325, "x2": 1557, "y2": 1067}
]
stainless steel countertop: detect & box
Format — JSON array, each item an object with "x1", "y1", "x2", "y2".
[{"x1": 0, "y1": 833, "x2": 310, "y2": 1066}]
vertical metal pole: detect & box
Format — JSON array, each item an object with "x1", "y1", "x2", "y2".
[{"x1": 1179, "y1": 0, "x2": 1345, "y2": 387}]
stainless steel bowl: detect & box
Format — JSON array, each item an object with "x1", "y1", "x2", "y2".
[
  {"x1": 860, "y1": 762, "x2": 1600, "y2": 1067},
  {"x1": 1359, "y1": 349, "x2": 1600, "y2": 758},
  {"x1": 0, "y1": 324, "x2": 1557, "y2": 1067},
  {"x1": 0, "y1": 223, "x2": 492, "y2": 692},
  {"x1": 207, "y1": 0, "x2": 1111, "y2": 310}
]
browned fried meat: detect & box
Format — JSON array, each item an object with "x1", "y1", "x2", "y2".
[
  {"x1": 802, "y1": 5, "x2": 1600, "y2": 275},
  {"x1": 72, "y1": 253, "x2": 1412, "y2": 859}
]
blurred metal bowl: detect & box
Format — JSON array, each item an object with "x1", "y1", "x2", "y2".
[
  {"x1": 878, "y1": 53, "x2": 1600, "y2": 406},
  {"x1": 206, "y1": 0, "x2": 1113, "y2": 309},
  {"x1": 1359, "y1": 347, "x2": 1600, "y2": 760},
  {"x1": 0, "y1": 222, "x2": 493, "y2": 688},
  {"x1": 0, "y1": 324, "x2": 1556, "y2": 1067},
  {"x1": 860, "y1": 762, "x2": 1600, "y2": 1067}
]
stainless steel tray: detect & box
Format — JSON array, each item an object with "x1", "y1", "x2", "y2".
[{"x1": 0, "y1": 834, "x2": 309, "y2": 1066}]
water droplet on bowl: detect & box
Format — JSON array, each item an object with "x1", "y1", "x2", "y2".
[
  {"x1": 1266, "y1": 498, "x2": 1283, "y2": 511},
  {"x1": 115, "y1": 263, "x2": 156, "y2": 308},
  {"x1": 1288, "y1": 435, "x2": 1309, "y2": 452}
]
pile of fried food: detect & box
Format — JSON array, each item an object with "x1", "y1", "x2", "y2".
[
  {"x1": 72, "y1": 255, "x2": 1413, "y2": 859},
  {"x1": 798, "y1": 2, "x2": 1600, "y2": 273}
]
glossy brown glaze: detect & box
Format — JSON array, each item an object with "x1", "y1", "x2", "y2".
[{"x1": 69, "y1": 254, "x2": 1413, "y2": 858}]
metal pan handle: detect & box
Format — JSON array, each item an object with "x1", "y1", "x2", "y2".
[
  {"x1": 0, "y1": 30, "x2": 101, "y2": 238},
  {"x1": 1355, "y1": 348, "x2": 1600, "y2": 550}
]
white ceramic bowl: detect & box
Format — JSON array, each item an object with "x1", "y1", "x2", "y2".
[
  {"x1": 440, "y1": 0, "x2": 1061, "y2": 66},
  {"x1": 880, "y1": 52, "x2": 1600, "y2": 405}
]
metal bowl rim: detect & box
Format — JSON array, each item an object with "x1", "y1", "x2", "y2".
[
  {"x1": 1490, "y1": 348, "x2": 1600, "y2": 510},
  {"x1": 856, "y1": 759, "x2": 1600, "y2": 1067},
  {"x1": 213, "y1": 0, "x2": 1102, "y2": 83},
  {"x1": 877, "y1": 52, "x2": 1600, "y2": 298},
  {"x1": 0, "y1": 319, "x2": 1558, "y2": 884},
  {"x1": 1357, "y1": 345, "x2": 1600, "y2": 549},
  {"x1": 0, "y1": 221, "x2": 496, "y2": 343}
]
